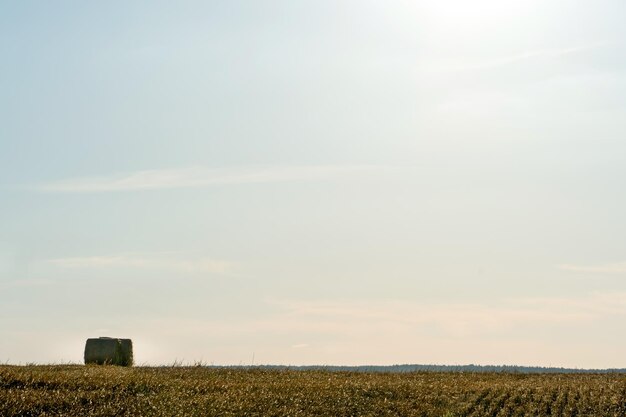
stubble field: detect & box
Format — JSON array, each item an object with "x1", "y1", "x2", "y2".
[{"x1": 0, "y1": 365, "x2": 624, "y2": 416}]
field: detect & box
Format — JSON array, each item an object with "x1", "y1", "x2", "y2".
[{"x1": 0, "y1": 366, "x2": 624, "y2": 416}]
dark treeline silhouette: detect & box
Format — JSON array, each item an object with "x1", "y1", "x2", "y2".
[{"x1": 218, "y1": 364, "x2": 626, "y2": 374}]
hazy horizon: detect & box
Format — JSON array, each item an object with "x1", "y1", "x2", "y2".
[{"x1": 1, "y1": 0, "x2": 625, "y2": 368}]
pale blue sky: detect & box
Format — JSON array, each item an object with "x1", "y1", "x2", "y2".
[{"x1": 1, "y1": 0, "x2": 625, "y2": 367}]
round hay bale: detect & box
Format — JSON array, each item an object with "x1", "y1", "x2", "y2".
[{"x1": 84, "y1": 337, "x2": 133, "y2": 366}]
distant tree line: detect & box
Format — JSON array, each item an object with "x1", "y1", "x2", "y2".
[{"x1": 219, "y1": 364, "x2": 625, "y2": 374}]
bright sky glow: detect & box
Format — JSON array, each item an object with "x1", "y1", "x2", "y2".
[{"x1": 1, "y1": 0, "x2": 625, "y2": 368}]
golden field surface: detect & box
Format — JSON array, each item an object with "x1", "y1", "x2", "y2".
[{"x1": 0, "y1": 365, "x2": 624, "y2": 416}]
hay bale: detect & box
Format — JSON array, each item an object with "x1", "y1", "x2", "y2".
[{"x1": 84, "y1": 337, "x2": 133, "y2": 366}]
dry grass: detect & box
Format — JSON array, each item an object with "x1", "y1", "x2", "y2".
[{"x1": 0, "y1": 365, "x2": 624, "y2": 416}]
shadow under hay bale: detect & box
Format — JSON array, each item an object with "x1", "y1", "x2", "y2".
[{"x1": 84, "y1": 337, "x2": 133, "y2": 366}]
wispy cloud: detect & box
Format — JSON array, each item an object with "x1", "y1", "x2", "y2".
[
  {"x1": 558, "y1": 262, "x2": 626, "y2": 274},
  {"x1": 0, "y1": 278, "x2": 54, "y2": 289},
  {"x1": 148, "y1": 293, "x2": 626, "y2": 343},
  {"x1": 429, "y1": 42, "x2": 609, "y2": 73},
  {"x1": 48, "y1": 254, "x2": 232, "y2": 274},
  {"x1": 36, "y1": 165, "x2": 381, "y2": 193},
  {"x1": 261, "y1": 292, "x2": 626, "y2": 338},
  {"x1": 129, "y1": 292, "x2": 626, "y2": 365}
]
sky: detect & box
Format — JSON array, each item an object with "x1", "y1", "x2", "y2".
[{"x1": 1, "y1": 0, "x2": 625, "y2": 368}]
